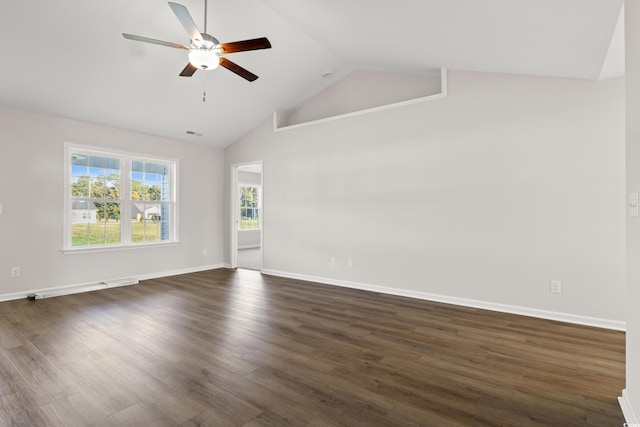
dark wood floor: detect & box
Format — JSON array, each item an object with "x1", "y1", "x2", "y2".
[{"x1": 0, "y1": 268, "x2": 625, "y2": 426}]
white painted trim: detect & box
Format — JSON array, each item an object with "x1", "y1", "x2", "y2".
[
  {"x1": 32, "y1": 279, "x2": 138, "y2": 300},
  {"x1": 63, "y1": 143, "x2": 179, "y2": 251},
  {"x1": 261, "y1": 269, "x2": 625, "y2": 331},
  {"x1": 0, "y1": 264, "x2": 225, "y2": 303},
  {"x1": 273, "y1": 69, "x2": 448, "y2": 132},
  {"x1": 620, "y1": 389, "x2": 640, "y2": 425},
  {"x1": 132, "y1": 263, "x2": 225, "y2": 281},
  {"x1": 230, "y1": 160, "x2": 264, "y2": 271},
  {"x1": 238, "y1": 244, "x2": 261, "y2": 250},
  {"x1": 62, "y1": 241, "x2": 180, "y2": 254}
]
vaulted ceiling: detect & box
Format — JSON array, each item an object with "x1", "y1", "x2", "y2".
[{"x1": 0, "y1": 0, "x2": 624, "y2": 149}]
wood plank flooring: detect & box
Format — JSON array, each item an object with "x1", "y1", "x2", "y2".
[{"x1": 0, "y1": 268, "x2": 625, "y2": 426}]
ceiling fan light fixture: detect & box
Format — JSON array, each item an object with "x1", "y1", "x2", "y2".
[{"x1": 188, "y1": 49, "x2": 219, "y2": 70}]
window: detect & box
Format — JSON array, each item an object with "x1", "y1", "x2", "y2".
[
  {"x1": 239, "y1": 185, "x2": 260, "y2": 230},
  {"x1": 64, "y1": 144, "x2": 177, "y2": 251}
]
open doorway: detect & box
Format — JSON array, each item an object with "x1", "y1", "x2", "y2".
[{"x1": 231, "y1": 162, "x2": 263, "y2": 271}]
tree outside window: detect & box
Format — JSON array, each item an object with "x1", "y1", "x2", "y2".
[{"x1": 239, "y1": 186, "x2": 260, "y2": 230}]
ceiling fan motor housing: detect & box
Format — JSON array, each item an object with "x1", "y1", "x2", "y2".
[{"x1": 195, "y1": 33, "x2": 219, "y2": 49}]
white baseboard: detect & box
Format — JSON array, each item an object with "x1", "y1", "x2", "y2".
[
  {"x1": 261, "y1": 269, "x2": 626, "y2": 331},
  {"x1": 0, "y1": 263, "x2": 225, "y2": 303},
  {"x1": 2, "y1": 264, "x2": 624, "y2": 331},
  {"x1": 620, "y1": 389, "x2": 640, "y2": 425},
  {"x1": 134, "y1": 264, "x2": 225, "y2": 282}
]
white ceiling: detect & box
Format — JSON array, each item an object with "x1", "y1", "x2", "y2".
[{"x1": 0, "y1": 0, "x2": 624, "y2": 149}]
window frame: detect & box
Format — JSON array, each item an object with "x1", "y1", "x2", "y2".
[{"x1": 63, "y1": 143, "x2": 179, "y2": 253}]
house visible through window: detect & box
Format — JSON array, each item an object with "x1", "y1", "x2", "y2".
[
  {"x1": 64, "y1": 145, "x2": 177, "y2": 250},
  {"x1": 239, "y1": 185, "x2": 260, "y2": 230}
]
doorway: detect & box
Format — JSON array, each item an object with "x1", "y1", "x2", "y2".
[{"x1": 231, "y1": 162, "x2": 263, "y2": 271}]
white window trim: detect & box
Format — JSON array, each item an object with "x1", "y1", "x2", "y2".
[{"x1": 63, "y1": 143, "x2": 179, "y2": 253}]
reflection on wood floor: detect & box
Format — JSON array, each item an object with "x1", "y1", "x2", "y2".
[
  {"x1": 237, "y1": 247, "x2": 261, "y2": 271},
  {"x1": 0, "y1": 268, "x2": 625, "y2": 426}
]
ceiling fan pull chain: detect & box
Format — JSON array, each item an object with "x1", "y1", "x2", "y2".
[{"x1": 203, "y1": 74, "x2": 207, "y2": 102}]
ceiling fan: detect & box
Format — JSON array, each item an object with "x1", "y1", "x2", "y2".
[{"x1": 123, "y1": 1, "x2": 271, "y2": 82}]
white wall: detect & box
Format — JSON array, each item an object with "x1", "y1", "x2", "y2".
[
  {"x1": 224, "y1": 69, "x2": 625, "y2": 326},
  {"x1": 238, "y1": 231, "x2": 260, "y2": 249},
  {"x1": 238, "y1": 171, "x2": 261, "y2": 185},
  {"x1": 622, "y1": 0, "x2": 640, "y2": 420},
  {"x1": 0, "y1": 107, "x2": 224, "y2": 297}
]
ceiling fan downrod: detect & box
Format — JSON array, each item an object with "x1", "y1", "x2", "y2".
[{"x1": 204, "y1": 0, "x2": 208, "y2": 35}]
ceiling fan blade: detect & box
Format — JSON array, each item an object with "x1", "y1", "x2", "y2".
[
  {"x1": 218, "y1": 37, "x2": 272, "y2": 54},
  {"x1": 179, "y1": 63, "x2": 198, "y2": 77},
  {"x1": 122, "y1": 33, "x2": 189, "y2": 50},
  {"x1": 168, "y1": 2, "x2": 204, "y2": 46},
  {"x1": 219, "y1": 58, "x2": 258, "y2": 82}
]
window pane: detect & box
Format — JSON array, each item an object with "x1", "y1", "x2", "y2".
[
  {"x1": 240, "y1": 186, "x2": 259, "y2": 208},
  {"x1": 89, "y1": 178, "x2": 105, "y2": 199},
  {"x1": 145, "y1": 181, "x2": 160, "y2": 200},
  {"x1": 159, "y1": 204, "x2": 171, "y2": 240},
  {"x1": 71, "y1": 176, "x2": 89, "y2": 197},
  {"x1": 71, "y1": 153, "x2": 88, "y2": 167},
  {"x1": 145, "y1": 220, "x2": 160, "y2": 242},
  {"x1": 131, "y1": 202, "x2": 170, "y2": 242},
  {"x1": 89, "y1": 156, "x2": 105, "y2": 168},
  {"x1": 105, "y1": 177, "x2": 120, "y2": 200},
  {"x1": 72, "y1": 222, "x2": 90, "y2": 246},
  {"x1": 160, "y1": 182, "x2": 170, "y2": 201},
  {"x1": 71, "y1": 201, "x2": 120, "y2": 246},
  {"x1": 145, "y1": 163, "x2": 157, "y2": 174},
  {"x1": 240, "y1": 208, "x2": 259, "y2": 229},
  {"x1": 239, "y1": 186, "x2": 260, "y2": 230},
  {"x1": 132, "y1": 160, "x2": 143, "y2": 172},
  {"x1": 141, "y1": 184, "x2": 151, "y2": 201},
  {"x1": 131, "y1": 202, "x2": 145, "y2": 242},
  {"x1": 106, "y1": 157, "x2": 120, "y2": 171},
  {"x1": 131, "y1": 179, "x2": 142, "y2": 200}
]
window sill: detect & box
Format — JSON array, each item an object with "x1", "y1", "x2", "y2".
[
  {"x1": 238, "y1": 229, "x2": 261, "y2": 232},
  {"x1": 62, "y1": 241, "x2": 180, "y2": 255}
]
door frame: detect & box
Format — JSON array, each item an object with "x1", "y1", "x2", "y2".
[{"x1": 230, "y1": 161, "x2": 263, "y2": 270}]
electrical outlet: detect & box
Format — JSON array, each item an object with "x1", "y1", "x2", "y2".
[
  {"x1": 10, "y1": 267, "x2": 20, "y2": 278},
  {"x1": 347, "y1": 258, "x2": 353, "y2": 268},
  {"x1": 330, "y1": 257, "x2": 336, "y2": 267},
  {"x1": 202, "y1": 249, "x2": 208, "y2": 256},
  {"x1": 550, "y1": 280, "x2": 562, "y2": 294}
]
